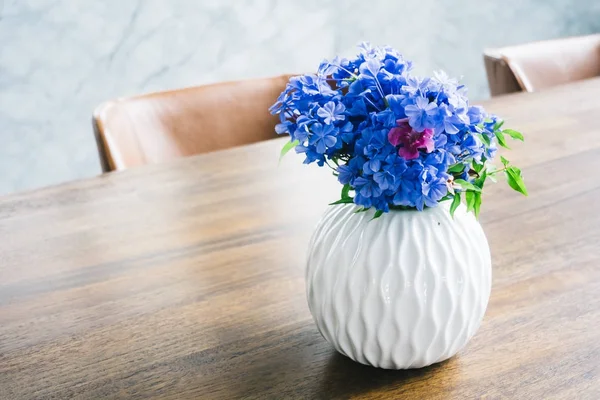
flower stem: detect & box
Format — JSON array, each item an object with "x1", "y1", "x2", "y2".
[{"x1": 489, "y1": 167, "x2": 507, "y2": 174}]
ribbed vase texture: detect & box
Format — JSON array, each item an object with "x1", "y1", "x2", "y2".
[{"x1": 306, "y1": 203, "x2": 491, "y2": 369}]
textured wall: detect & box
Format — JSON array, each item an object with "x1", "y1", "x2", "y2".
[{"x1": 0, "y1": 0, "x2": 599, "y2": 194}]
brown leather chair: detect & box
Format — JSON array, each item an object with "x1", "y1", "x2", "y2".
[
  {"x1": 92, "y1": 75, "x2": 293, "y2": 172},
  {"x1": 484, "y1": 34, "x2": 600, "y2": 96}
]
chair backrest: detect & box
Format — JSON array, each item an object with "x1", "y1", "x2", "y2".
[
  {"x1": 483, "y1": 34, "x2": 600, "y2": 96},
  {"x1": 92, "y1": 75, "x2": 293, "y2": 172}
]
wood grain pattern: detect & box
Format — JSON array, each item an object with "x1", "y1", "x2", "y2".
[{"x1": 2, "y1": 78, "x2": 600, "y2": 399}]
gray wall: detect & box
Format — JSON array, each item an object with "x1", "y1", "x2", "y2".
[{"x1": 0, "y1": 0, "x2": 598, "y2": 195}]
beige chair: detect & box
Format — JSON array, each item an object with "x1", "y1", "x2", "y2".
[
  {"x1": 484, "y1": 34, "x2": 600, "y2": 96},
  {"x1": 92, "y1": 75, "x2": 292, "y2": 172}
]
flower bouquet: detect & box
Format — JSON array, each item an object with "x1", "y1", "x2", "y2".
[
  {"x1": 270, "y1": 43, "x2": 526, "y2": 217},
  {"x1": 270, "y1": 43, "x2": 527, "y2": 369}
]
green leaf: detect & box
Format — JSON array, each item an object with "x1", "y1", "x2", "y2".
[
  {"x1": 454, "y1": 179, "x2": 482, "y2": 192},
  {"x1": 479, "y1": 133, "x2": 492, "y2": 147},
  {"x1": 465, "y1": 191, "x2": 476, "y2": 213},
  {"x1": 505, "y1": 166, "x2": 528, "y2": 196},
  {"x1": 448, "y1": 163, "x2": 465, "y2": 174},
  {"x1": 354, "y1": 207, "x2": 369, "y2": 214},
  {"x1": 493, "y1": 120, "x2": 505, "y2": 131},
  {"x1": 341, "y1": 183, "x2": 351, "y2": 200},
  {"x1": 440, "y1": 193, "x2": 454, "y2": 201},
  {"x1": 279, "y1": 140, "x2": 299, "y2": 162},
  {"x1": 474, "y1": 169, "x2": 487, "y2": 190},
  {"x1": 329, "y1": 198, "x2": 354, "y2": 205},
  {"x1": 495, "y1": 130, "x2": 510, "y2": 149},
  {"x1": 502, "y1": 129, "x2": 524, "y2": 141},
  {"x1": 449, "y1": 192, "x2": 461, "y2": 218},
  {"x1": 465, "y1": 191, "x2": 482, "y2": 218},
  {"x1": 473, "y1": 192, "x2": 482, "y2": 218},
  {"x1": 472, "y1": 161, "x2": 484, "y2": 174},
  {"x1": 371, "y1": 210, "x2": 384, "y2": 220},
  {"x1": 500, "y1": 156, "x2": 510, "y2": 167}
]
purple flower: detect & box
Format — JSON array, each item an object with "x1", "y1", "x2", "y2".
[{"x1": 388, "y1": 119, "x2": 434, "y2": 160}]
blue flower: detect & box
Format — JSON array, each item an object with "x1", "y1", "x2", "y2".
[
  {"x1": 296, "y1": 145, "x2": 325, "y2": 166},
  {"x1": 354, "y1": 176, "x2": 382, "y2": 198},
  {"x1": 393, "y1": 181, "x2": 416, "y2": 207},
  {"x1": 309, "y1": 123, "x2": 338, "y2": 154},
  {"x1": 418, "y1": 167, "x2": 449, "y2": 209},
  {"x1": 467, "y1": 105, "x2": 485, "y2": 125},
  {"x1": 435, "y1": 104, "x2": 468, "y2": 135},
  {"x1": 404, "y1": 96, "x2": 438, "y2": 132},
  {"x1": 371, "y1": 196, "x2": 391, "y2": 213},
  {"x1": 293, "y1": 123, "x2": 310, "y2": 142},
  {"x1": 423, "y1": 149, "x2": 455, "y2": 170},
  {"x1": 339, "y1": 121, "x2": 355, "y2": 143},
  {"x1": 385, "y1": 94, "x2": 406, "y2": 118},
  {"x1": 445, "y1": 114, "x2": 468, "y2": 135},
  {"x1": 359, "y1": 58, "x2": 383, "y2": 79},
  {"x1": 362, "y1": 128, "x2": 388, "y2": 157},
  {"x1": 337, "y1": 165, "x2": 355, "y2": 184},
  {"x1": 432, "y1": 70, "x2": 458, "y2": 92},
  {"x1": 354, "y1": 192, "x2": 373, "y2": 208},
  {"x1": 383, "y1": 153, "x2": 407, "y2": 177},
  {"x1": 402, "y1": 76, "x2": 429, "y2": 96},
  {"x1": 362, "y1": 158, "x2": 382, "y2": 175},
  {"x1": 345, "y1": 97, "x2": 368, "y2": 117},
  {"x1": 373, "y1": 109, "x2": 396, "y2": 127},
  {"x1": 317, "y1": 101, "x2": 346, "y2": 125},
  {"x1": 485, "y1": 140, "x2": 498, "y2": 160},
  {"x1": 373, "y1": 170, "x2": 396, "y2": 190},
  {"x1": 270, "y1": 43, "x2": 510, "y2": 214},
  {"x1": 462, "y1": 133, "x2": 484, "y2": 159},
  {"x1": 337, "y1": 156, "x2": 363, "y2": 184},
  {"x1": 275, "y1": 122, "x2": 291, "y2": 135}
]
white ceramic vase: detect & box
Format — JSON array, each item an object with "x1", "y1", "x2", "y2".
[{"x1": 306, "y1": 202, "x2": 491, "y2": 369}]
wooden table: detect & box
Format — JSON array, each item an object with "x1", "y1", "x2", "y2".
[{"x1": 2, "y1": 78, "x2": 600, "y2": 399}]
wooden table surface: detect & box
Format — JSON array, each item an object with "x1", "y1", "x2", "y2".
[{"x1": 2, "y1": 78, "x2": 600, "y2": 400}]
